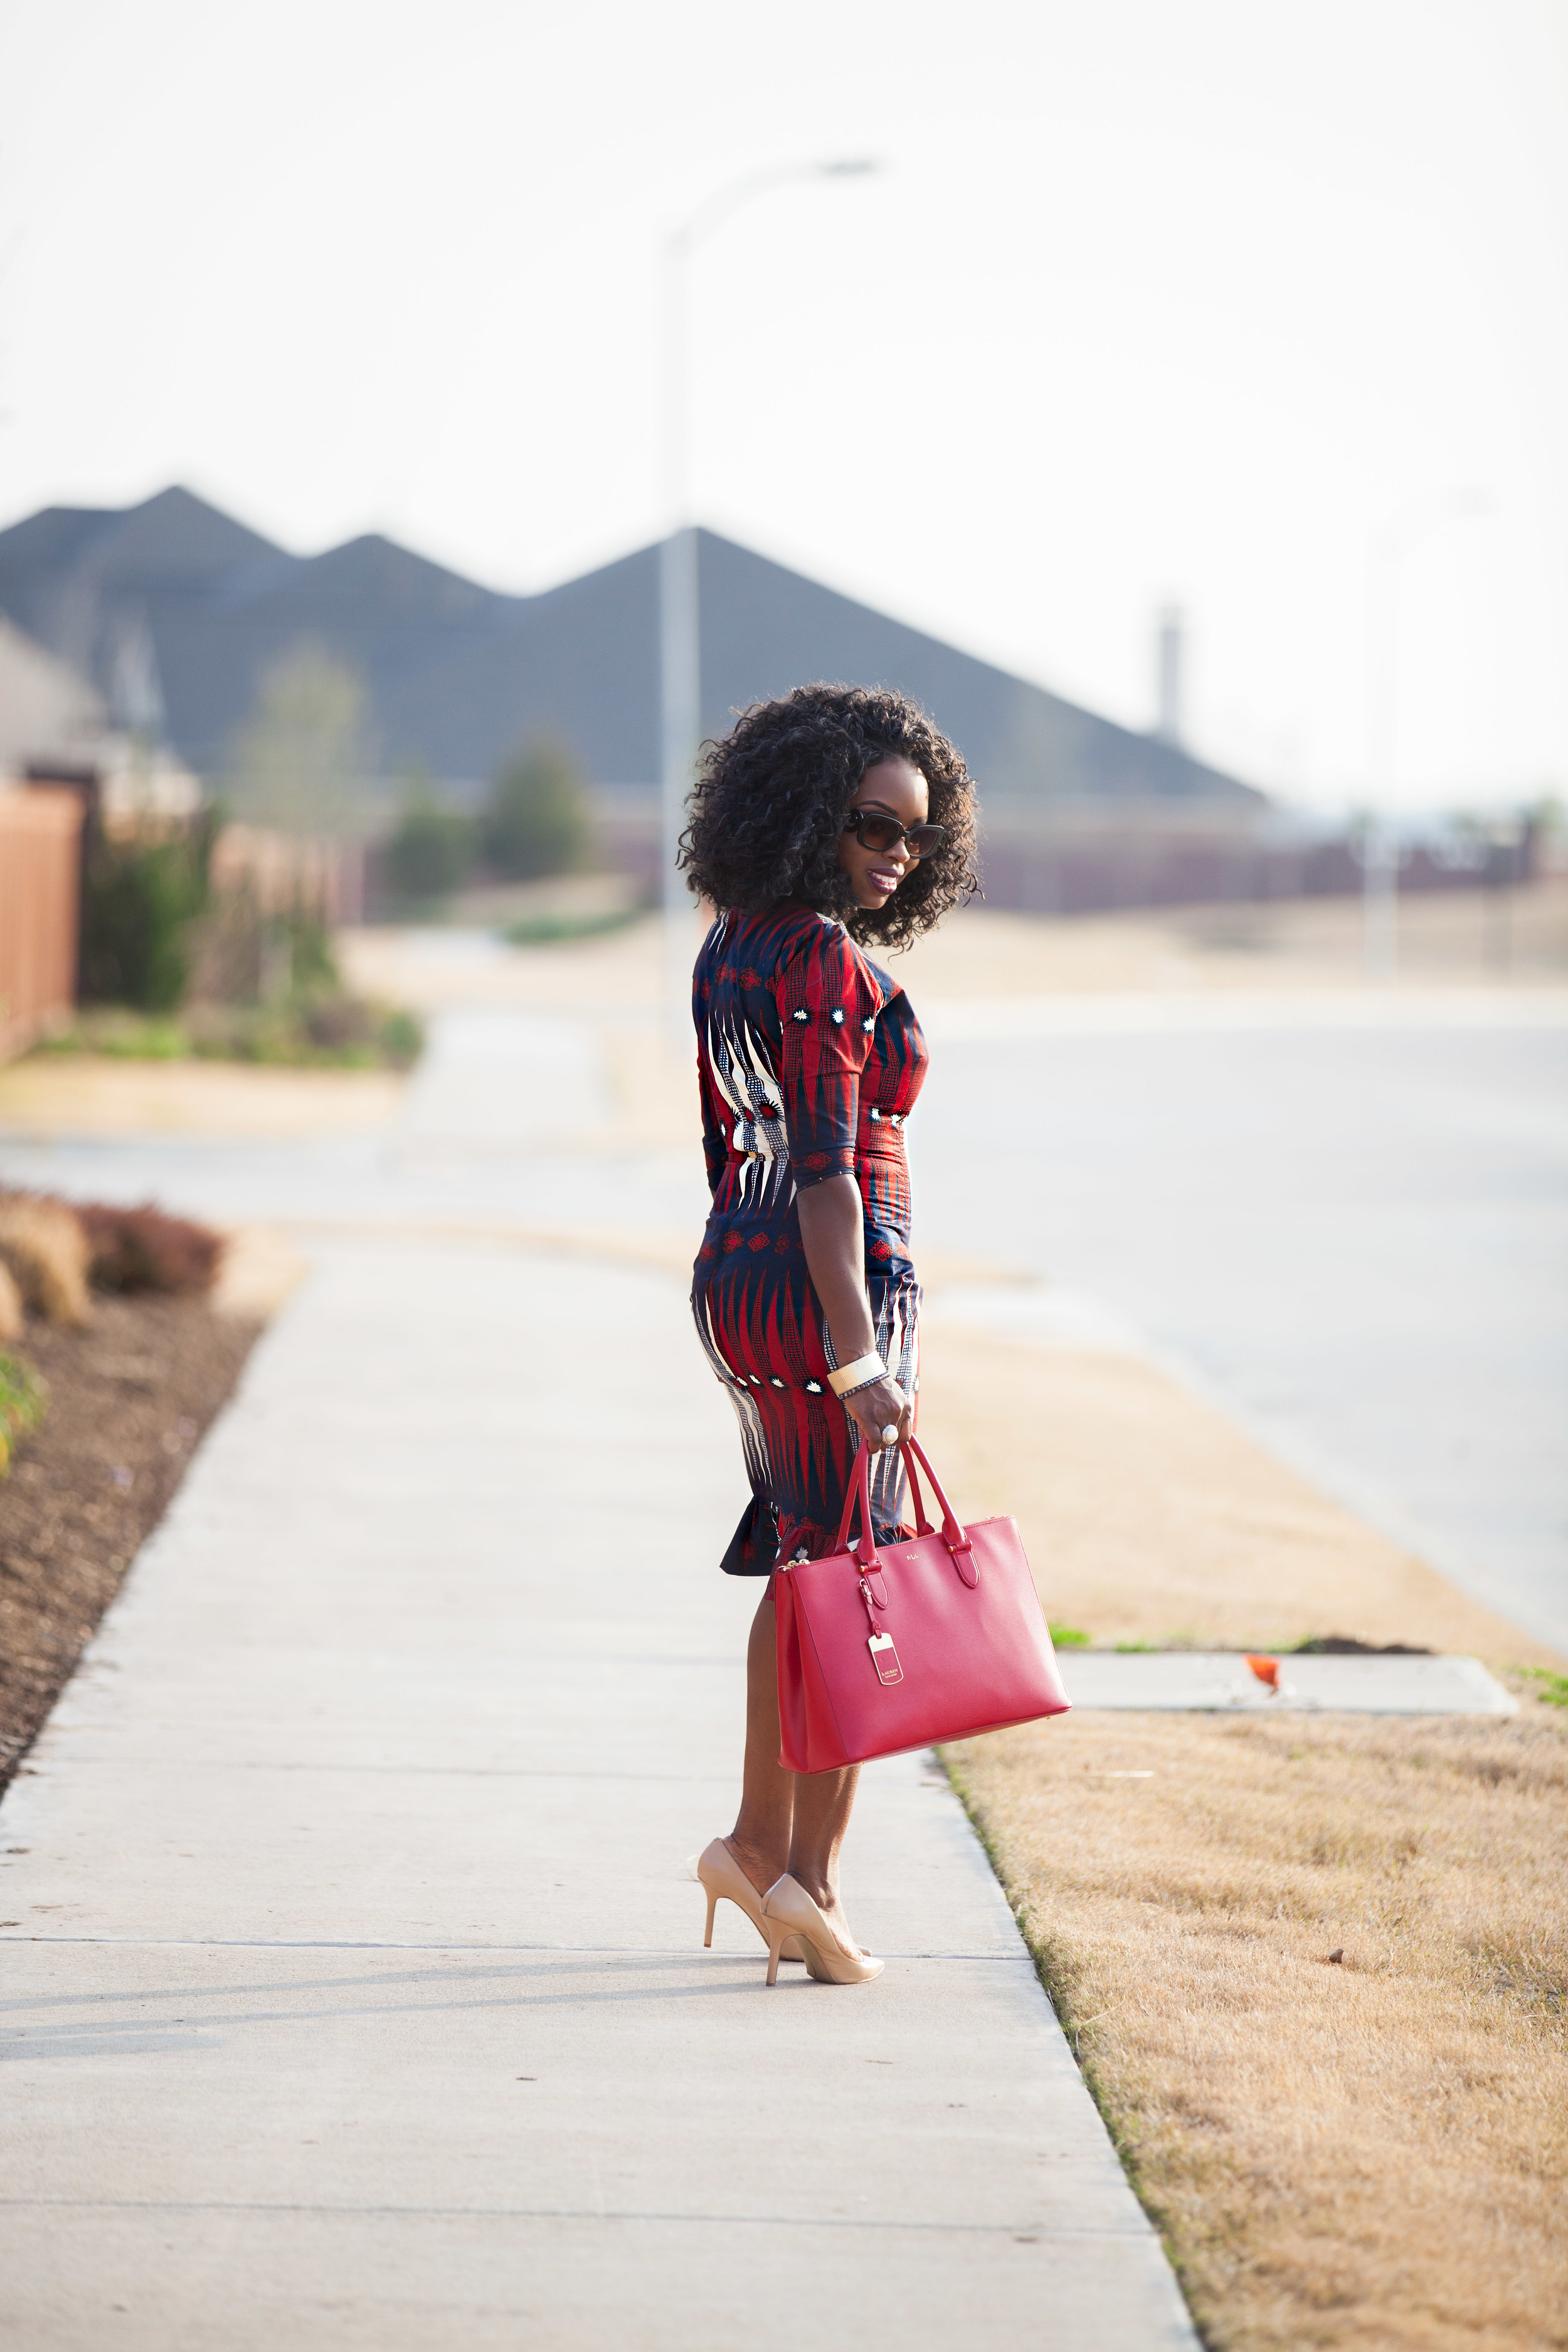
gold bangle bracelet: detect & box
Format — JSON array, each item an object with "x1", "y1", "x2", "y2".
[{"x1": 825, "y1": 1352, "x2": 887, "y2": 1397}]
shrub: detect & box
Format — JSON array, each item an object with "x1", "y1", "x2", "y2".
[
  {"x1": 0, "y1": 1194, "x2": 93, "y2": 1325},
  {"x1": 283, "y1": 902, "x2": 341, "y2": 996},
  {"x1": 76, "y1": 1202, "x2": 225, "y2": 1297},
  {"x1": 298, "y1": 994, "x2": 376, "y2": 1052},
  {"x1": 182, "y1": 998, "x2": 423, "y2": 1069},
  {"x1": 0, "y1": 1190, "x2": 226, "y2": 1313},
  {"x1": 0, "y1": 1352, "x2": 47, "y2": 1478},
  {"x1": 294, "y1": 995, "x2": 420, "y2": 1066},
  {"x1": 189, "y1": 875, "x2": 341, "y2": 1010},
  {"x1": 385, "y1": 783, "x2": 476, "y2": 900},
  {"x1": 482, "y1": 738, "x2": 593, "y2": 879},
  {"x1": 374, "y1": 1007, "x2": 424, "y2": 1067},
  {"x1": 78, "y1": 814, "x2": 215, "y2": 1011}
]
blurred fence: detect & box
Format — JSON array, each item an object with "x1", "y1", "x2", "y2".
[
  {"x1": 209, "y1": 825, "x2": 366, "y2": 923},
  {"x1": 0, "y1": 786, "x2": 85, "y2": 1059}
]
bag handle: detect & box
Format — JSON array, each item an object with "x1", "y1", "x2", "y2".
[
  {"x1": 830, "y1": 1435, "x2": 975, "y2": 1581},
  {"x1": 832, "y1": 1442, "x2": 881, "y2": 1569},
  {"x1": 899, "y1": 1441, "x2": 936, "y2": 1537},
  {"x1": 899, "y1": 1436, "x2": 973, "y2": 1571}
]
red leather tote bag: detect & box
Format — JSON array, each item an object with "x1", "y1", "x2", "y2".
[{"x1": 774, "y1": 1436, "x2": 1071, "y2": 1773}]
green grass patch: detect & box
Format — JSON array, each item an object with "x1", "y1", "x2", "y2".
[
  {"x1": 502, "y1": 908, "x2": 644, "y2": 947},
  {"x1": 1519, "y1": 1666, "x2": 1568, "y2": 1709},
  {"x1": 38, "y1": 1001, "x2": 423, "y2": 1071},
  {"x1": 1048, "y1": 1623, "x2": 1092, "y2": 1648},
  {"x1": 0, "y1": 1353, "x2": 47, "y2": 1478},
  {"x1": 41, "y1": 1013, "x2": 188, "y2": 1061}
]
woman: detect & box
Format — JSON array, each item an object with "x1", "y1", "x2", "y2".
[{"x1": 681, "y1": 684, "x2": 978, "y2": 1986}]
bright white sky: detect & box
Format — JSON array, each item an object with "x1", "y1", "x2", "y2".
[{"x1": 1, "y1": 0, "x2": 1564, "y2": 812}]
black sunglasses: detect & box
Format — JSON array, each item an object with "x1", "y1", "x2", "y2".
[{"x1": 843, "y1": 809, "x2": 947, "y2": 859}]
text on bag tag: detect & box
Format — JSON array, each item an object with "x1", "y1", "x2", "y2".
[{"x1": 867, "y1": 1631, "x2": 904, "y2": 1686}]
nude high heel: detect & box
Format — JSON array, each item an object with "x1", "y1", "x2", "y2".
[
  {"x1": 696, "y1": 1838, "x2": 803, "y2": 1961},
  {"x1": 761, "y1": 1872, "x2": 884, "y2": 1988}
]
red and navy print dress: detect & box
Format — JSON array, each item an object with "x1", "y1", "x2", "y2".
[{"x1": 691, "y1": 903, "x2": 929, "y2": 1575}]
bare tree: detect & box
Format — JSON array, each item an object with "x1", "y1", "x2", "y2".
[{"x1": 225, "y1": 645, "x2": 368, "y2": 839}]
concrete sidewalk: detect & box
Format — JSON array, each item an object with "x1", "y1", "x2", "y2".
[{"x1": 1, "y1": 1234, "x2": 1195, "y2": 2348}]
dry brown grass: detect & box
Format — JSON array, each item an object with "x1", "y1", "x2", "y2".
[
  {"x1": 0, "y1": 1194, "x2": 92, "y2": 1324},
  {"x1": 894, "y1": 878, "x2": 1568, "y2": 999},
  {"x1": 916, "y1": 1322, "x2": 1561, "y2": 1666},
  {"x1": 334, "y1": 882, "x2": 1568, "y2": 1039},
  {"x1": 916, "y1": 1316, "x2": 1568, "y2": 2347},
  {"x1": 945, "y1": 1706, "x2": 1568, "y2": 2350}
]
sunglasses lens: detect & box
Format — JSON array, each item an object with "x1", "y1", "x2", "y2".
[
  {"x1": 905, "y1": 825, "x2": 945, "y2": 857},
  {"x1": 854, "y1": 815, "x2": 904, "y2": 851}
]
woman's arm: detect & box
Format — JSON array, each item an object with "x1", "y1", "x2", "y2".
[
  {"x1": 797, "y1": 1173, "x2": 914, "y2": 1450},
  {"x1": 696, "y1": 1049, "x2": 727, "y2": 1198}
]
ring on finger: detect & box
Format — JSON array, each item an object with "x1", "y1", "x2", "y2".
[{"x1": 879, "y1": 1422, "x2": 899, "y2": 1447}]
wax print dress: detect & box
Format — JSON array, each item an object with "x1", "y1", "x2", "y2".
[{"x1": 691, "y1": 903, "x2": 929, "y2": 1574}]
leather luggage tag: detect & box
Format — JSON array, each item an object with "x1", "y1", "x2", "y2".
[{"x1": 867, "y1": 1631, "x2": 903, "y2": 1686}]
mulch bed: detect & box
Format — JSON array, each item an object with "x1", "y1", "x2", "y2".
[{"x1": 0, "y1": 1298, "x2": 260, "y2": 1793}]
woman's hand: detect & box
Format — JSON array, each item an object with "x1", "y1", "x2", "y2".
[{"x1": 844, "y1": 1375, "x2": 913, "y2": 1453}]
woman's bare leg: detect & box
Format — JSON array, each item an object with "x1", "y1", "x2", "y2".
[
  {"x1": 787, "y1": 1756, "x2": 862, "y2": 1947},
  {"x1": 728, "y1": 1582, "x2": 864, "y2": 1952},
  {"x1": 726, "y1": 1584, "x2": 794, "y2": 1897}
]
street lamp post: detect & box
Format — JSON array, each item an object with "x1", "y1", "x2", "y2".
[
  {"x1": 659, "y1": 160, "x2": 878, "y2": 1022},
  {"x1": 1362, "y1": 488, "x2": 1490, "y2": 979}
]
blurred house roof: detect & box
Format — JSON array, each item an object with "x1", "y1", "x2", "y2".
[
  {"x1": 0, "y1": 485, "x2": 1264, "y2": 810},
  {"x1": 0, "y1": 612, "x2": 106, "y2": 771}
]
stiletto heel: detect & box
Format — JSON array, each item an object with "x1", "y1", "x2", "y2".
[
  {"x1": 761, "y1": 1873, "x2": 883, "y2": 1986},
  {"x1": 765, "y1": 1919, "x2": 790, "y2": 1988},
  {"x1": 695, "y1": 1838, "x2": 803, "y2": 1962}
]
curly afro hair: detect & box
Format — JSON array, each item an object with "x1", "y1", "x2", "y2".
[{"x1": 678, "y1": 683, "x2": 980, "y2": 951}]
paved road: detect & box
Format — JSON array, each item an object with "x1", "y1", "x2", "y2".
[{"x1": 913, "y1": 997, "x2": 1568, "y2": 1656}]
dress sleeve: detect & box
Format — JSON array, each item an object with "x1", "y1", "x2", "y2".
[
  {"x1": 774, "y1": 921, "x2": 887, "y2": 1190},
  {"x1": 696, "y1": 1047, "x2": 727, "y2": 1197},
  {"x1": 692, "y1": 973, "x2": 728, "y2": 1197}
]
